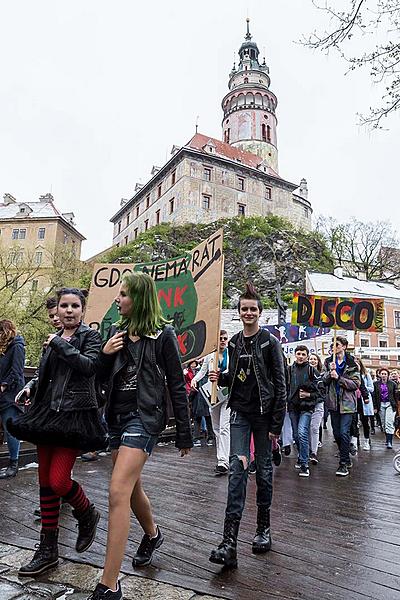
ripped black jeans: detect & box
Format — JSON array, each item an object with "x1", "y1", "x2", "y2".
[{"x1": 226, "y1": 410, "x2": 273, "y2": 520}]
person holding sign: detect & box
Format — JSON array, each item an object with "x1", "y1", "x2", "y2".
[
  {"x1": 88, "y1": 272, "x2": 192, "y2": 600},
  {"x1": 208, "y1": 283, "x2": 286, "y2": 569},
  {"x1": 323, "y1": 336, "x2": 360, "y2": 477},
  {"x1": 191, "y1": 330, "x2": 230, "y2": 475}
]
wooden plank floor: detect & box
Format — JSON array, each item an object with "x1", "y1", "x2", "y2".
[{"x1": 1, "y1": 430, "x2": 400, "y2": 600}]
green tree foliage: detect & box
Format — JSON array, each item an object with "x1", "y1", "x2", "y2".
[{"x1": 101, "y1": 216, "x2": 333, "y2": 308}]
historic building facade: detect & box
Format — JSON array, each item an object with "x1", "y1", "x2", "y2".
[
  {"x1": 0, "y1": 192, "x2": 85, "y2": 291},
  {"x1": 111, "y1": 21, "x2": 312, "y2": 248}
]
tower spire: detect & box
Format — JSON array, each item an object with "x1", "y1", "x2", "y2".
[
  {"x1": 221, "y1": 22, "x2": 279, "y2": 173},
  {"x1": 245, "y1": 17, "x2": 252, "y2": 40}
]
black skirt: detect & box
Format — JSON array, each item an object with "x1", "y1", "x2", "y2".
[{"x1": 8, "y1": 393, "x2": 108, "y2": 453}]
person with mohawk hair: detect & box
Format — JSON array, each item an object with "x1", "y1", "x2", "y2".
[{"x1": 208, "y1": 283, "x2": 286, "y2": 569}]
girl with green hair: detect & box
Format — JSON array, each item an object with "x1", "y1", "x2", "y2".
[{"x1": 89, "y1": 272, "x2": 192, "y2": 600}]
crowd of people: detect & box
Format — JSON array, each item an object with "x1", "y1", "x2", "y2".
[{"x1": 0, "y1": 279, "x2": 399, "y2": 600}]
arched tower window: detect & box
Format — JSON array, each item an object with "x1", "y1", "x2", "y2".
[
  {"x1": 267, "y1": 125, "x2": 271, "y2": 142},
  {"x1": 244, "y1": 77, "x2": 248, "y2": 83},
  {"x1": 261, "y1": 123, "x2": 267, "y2": 142}
]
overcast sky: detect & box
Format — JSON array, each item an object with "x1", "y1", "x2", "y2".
[{"x1": 1, "y1": 1, "x2": 398, "y2": 259}]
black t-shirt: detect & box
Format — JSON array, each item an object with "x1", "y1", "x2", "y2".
[
  {"x1": 110, "y1": 338, "x2": 142, "y2": 415},
  {"x1": 230, "y1": 332, "x2": 261, "y2": 414}
]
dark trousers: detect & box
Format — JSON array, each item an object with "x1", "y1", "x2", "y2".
[
  {"x1": 225, "y1": 410, "x2": 272, "y2": 520},
  {"x1": 360, "y1": 414, "x2": 370, "y2": 439},
  {"x1": 330, "y1": 411, "x2": 354, "y2": 465},
  {"x1": 193, "y1": 415, "x2": 213, "y2": 441}
]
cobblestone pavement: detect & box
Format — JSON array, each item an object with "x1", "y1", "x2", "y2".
[{"x1": 0, "y1": 543, "x2": 223, "y2": 600}]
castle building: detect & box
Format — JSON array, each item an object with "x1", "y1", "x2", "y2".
[
  {"x1": 111, "y1": 21, "x2": 312, "y2": 248},
  {"x1": 0, "y1": 193, "x2": 85, "y2": 292}
]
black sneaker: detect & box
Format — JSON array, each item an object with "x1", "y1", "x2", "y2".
[
  {"x1": 132, "y1": 526, "x2": 164, "y2": 567},
  {"x1": 283, "y1": 445, "x2": 291, "y2": 456},
  {"x1": 298, "y1": 465, "x2": 310, "y2": 477},
  {"x1": 272, "y1": 445, "x2": 282, "y2": 467},
  {"x1": 346, "y1": 460, "x2": 353, "y2": 469},
  {"x1": 309, "y1": 453, "x2": 319, "y2": 465},
  {"x1": 215, "y1": 465, "x2": 228, "y2": 476},
  {"x1": 88, "y1": 581, "x2": 122, "y2": 599},
  {"x1": 248, "y1": 460, "x2": 256, "y2": 475},
  {"x1": 336, "y1": 464, "x2": 349, "y2": 477},
  {"x1": 294, "y1": 459, "x2": 301, "y2": 469}
]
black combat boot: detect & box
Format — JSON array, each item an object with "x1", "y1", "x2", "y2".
[
  {"x1": 252, "y1": 507, "x2": 271, "y2": 554},
  {"x1": 209, "y1": 517, "x2": 240, "y2": 569},
  {"x1": 73, "y1": 503, "x2": 100, "y2": 553},
  {"x1": 19, "y1": 529, "x2": 59, "y2": 576},
  {"x1": 0, "y1": 459, "x2": 18, "y2": 479}
]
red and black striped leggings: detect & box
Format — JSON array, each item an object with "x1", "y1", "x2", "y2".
[{"x1": 37, "y1": 445, "x2": 90, "y2": 530}]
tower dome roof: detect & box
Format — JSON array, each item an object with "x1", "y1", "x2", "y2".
[{"x1": 236, "y1": 19, "x2": 263, "y2": 72}]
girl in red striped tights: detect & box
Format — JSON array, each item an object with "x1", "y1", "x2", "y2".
[{"x1": 9, "y1": 288, "x2": 106, "y2": 576}]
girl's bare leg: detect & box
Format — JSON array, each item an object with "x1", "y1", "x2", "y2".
[
  {"x1": 101, "y1": 447, "x2": 147, "y2": 590},
  {"x1": 130, "y1": 477, "x2": 156, "y2": 536}
]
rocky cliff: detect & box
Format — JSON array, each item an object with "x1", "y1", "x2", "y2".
[{"x1": 104, "y1": 215, "x2": 333, "y2": 308}]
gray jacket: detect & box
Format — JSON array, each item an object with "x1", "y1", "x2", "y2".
[{"x1": 323, "y1": 353, "x2": 360, "y2": 414}]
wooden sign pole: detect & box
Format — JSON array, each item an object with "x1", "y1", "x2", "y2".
[
  {"x1": 211, "y1": 255, "x2": 224, "y2": 406},
  {"x1": 332, "y1": 328, "x2": 338, "y2": 363}
]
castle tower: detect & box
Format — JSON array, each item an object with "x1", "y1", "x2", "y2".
[{"x1": 221, "y1": 20, "x2": 279, "y2": 173}]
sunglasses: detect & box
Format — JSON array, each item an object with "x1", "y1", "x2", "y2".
[{"x1": 220, "y1": 336, "x2": 228, "y2": 341}]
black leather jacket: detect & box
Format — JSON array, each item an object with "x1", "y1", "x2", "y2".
[
  {"x1": 26, "y1": 323, "x2": 102, "y2": 412},
  {"x1": 219, "y1": 329, "x2": 287, "y2": 435},
  {"x1": 96, "y1": 324, "x2": 193, "y2": 449},
  {"x1": 373, "y1": 379, "x2": 397, "y2": 412}
]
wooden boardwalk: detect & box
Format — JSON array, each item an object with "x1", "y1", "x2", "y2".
[{"x1": 1, "y1": 431, "x2": 400, "y2": 600}]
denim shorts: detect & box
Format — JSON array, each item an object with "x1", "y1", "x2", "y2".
[{"x1": 108, "y1": 411, "x2": 158, "y2": 455}]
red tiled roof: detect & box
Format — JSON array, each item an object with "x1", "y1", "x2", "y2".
[{"x1": 186, "y1": 132, "x2": 281, "y2": 179}]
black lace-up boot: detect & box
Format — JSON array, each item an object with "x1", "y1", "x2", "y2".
[
  {"x1": 0, "y1": 459, "x2": 18, "y2": 479},
  {"x1": 209, "y1": 517, "x2": 240, "y2": 569},
  {"x1": 252, "y1": 507, "x2": 271, "y2": 553},
  {"x1": 73, "y1": 503, "x2": 100, "y2": 553},
  {"x1": 19, "y1": 529, "x2": 59, "y2": 576}
]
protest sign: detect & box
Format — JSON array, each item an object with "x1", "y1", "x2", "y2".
[
  {"x1": 199, "y1": 380, "x2": 229, "y2": 408},
  {"x1": 291, "y1": 293, "x2": 384, "y2": 332},
  {"x1": 85, "y1": 229, "x2": 224, "y2": 363}
]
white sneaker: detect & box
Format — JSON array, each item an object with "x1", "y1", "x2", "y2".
[{"x1": 363, "y1": 439, "x2": 371, "y2": 451}]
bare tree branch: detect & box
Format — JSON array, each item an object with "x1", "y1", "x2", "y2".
[{"x1": 302, "y1": 0, "x2": 400, "y2": 127}]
